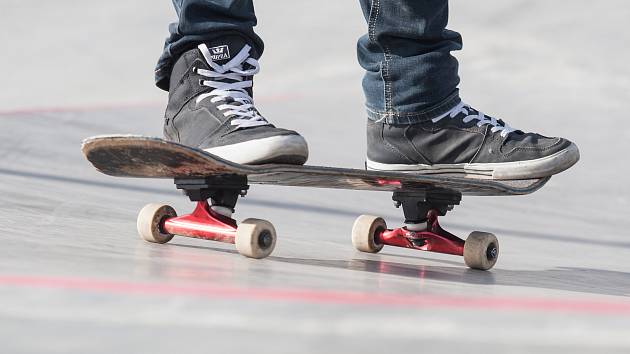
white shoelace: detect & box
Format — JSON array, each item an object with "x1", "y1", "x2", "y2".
[
  {"x1": 195, "y1": 44, "x2": 270, "y2": 129},
  {"x1": 432, "y1": 101, "x2": 516, "y2": 138}
]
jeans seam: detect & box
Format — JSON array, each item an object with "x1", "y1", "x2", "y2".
[
  {"x1": 369, "y1": 0, "x2": 391, "y2": 117},
  {"x1": 383, "y1": 44, "x2": 393, "y2": 116},
  {"x1": 368, "y1": 0, "x2": 379, "y2": 41}
]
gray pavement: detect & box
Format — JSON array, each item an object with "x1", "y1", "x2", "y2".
[{"x1": 1, "y1": 1, "x2": 630, "y2": 353}]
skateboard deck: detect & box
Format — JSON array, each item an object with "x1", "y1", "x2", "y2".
[
  {"x1": 82, "y1": 134, "x2": 550, "y2": 271},
  {"x1": 81, "y1": 135, "x2": 549, "y2": 196}
]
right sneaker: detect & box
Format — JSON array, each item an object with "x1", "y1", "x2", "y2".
[
  {"x1": 163, "y1": 36, "x2": 308, "y2": 165},
  {"x1": 366, "y1": 101, "x2": 580, "y2": 180}
]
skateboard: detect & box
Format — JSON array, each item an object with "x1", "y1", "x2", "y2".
[{"x1": 82, "y1": 135, "x2": 550, "y2": 270}]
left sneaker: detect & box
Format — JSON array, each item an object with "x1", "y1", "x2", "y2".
[
  {"x1": 163, "y1": 37, "x2": 309, "y2": 165},
  {"x1": 366, "y1": 102, "x2": 580, "y2": 180}
]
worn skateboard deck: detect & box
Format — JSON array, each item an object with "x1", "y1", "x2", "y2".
[{"x1": 81, "y1": 135, "x2": 549, "y2": 196}]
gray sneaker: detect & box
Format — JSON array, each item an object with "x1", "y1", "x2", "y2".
[
  {"x1": 163, "y1": 36, "x2": 308, "y2": 165},
  {"x1": 366, "y1": 102, "x2": 580, "y2": 180}
]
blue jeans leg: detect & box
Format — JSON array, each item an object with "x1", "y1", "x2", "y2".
[
  {"x1": 155, "y1": 0, "x2": 263, "y2": 90},
  {"x1": 357, "y1": 0, "x2": 463, "y2": 124}
]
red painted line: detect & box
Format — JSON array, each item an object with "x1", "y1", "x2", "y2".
[
  {"x1": 0, "y1": 101, "x2": 161, "y2": 116},
  {"x1": 0, "y1": 94, "x2": 302, "y2": 116},
  {"x1": 1, "y1": 275, "x2": 629, "y2": 316}
]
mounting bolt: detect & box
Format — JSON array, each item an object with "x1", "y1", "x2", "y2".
[
  {"x1": 239, "y1": 190, "x2": 248, "y2": 197},
  {"x1": 393, "y1": 201, "x2": 401, "y2": 208}
]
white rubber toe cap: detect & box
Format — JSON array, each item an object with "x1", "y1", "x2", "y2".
[{"x1": 204, "y1": 134, "x2": 309, "y2": 165}]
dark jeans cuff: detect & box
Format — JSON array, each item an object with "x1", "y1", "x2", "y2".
[
  {"x1": 154, "y1": 30, "x2": 263, "y2": 91},
  {"x1": 366, "y1": 90, "x2": 461, "y2": 124}
]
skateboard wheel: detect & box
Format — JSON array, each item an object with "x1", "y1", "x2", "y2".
[
  {"x1": 235, "y1": 218, "x2": 277, "y2": 259},
  {"x1": 137, "y1": 203, "x2": 177, "y2": 244},
  {"x1": 464, "y1": 231, "x2": 499, "y2": 270},
  {"x1": 351, "y1": 215, "x2": 386, "y2": 253}
]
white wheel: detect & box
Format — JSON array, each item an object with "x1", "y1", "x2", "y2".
[
  {"x1": 137, "y1": 203, "x2": 177, "y2": 244},
  {"x1": 464, "y1": 231, "x2": 499, "y2": 270},
  {"x1": 235, "y1": 218, "x2": 277, "y2": 259},
  {"x1": 351, "y1": 215, "x2": 386, "y2": 253}
]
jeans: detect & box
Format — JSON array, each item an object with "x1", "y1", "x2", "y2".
[{"x1": 155, "y1": 0, "x2": 463, "y2": 124}]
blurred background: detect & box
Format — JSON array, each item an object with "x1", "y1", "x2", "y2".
[{"x1": 1, "y1": 1, "x2": 629, "y2": 353}]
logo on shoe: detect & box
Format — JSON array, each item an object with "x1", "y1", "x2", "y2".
[{"x1": 209, "y1": 45, "x2": 231, "y2": 61}]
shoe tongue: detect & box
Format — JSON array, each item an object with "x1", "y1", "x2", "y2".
[{"x1": 200, "y1": 35, "x2": 257, "y2": 66}]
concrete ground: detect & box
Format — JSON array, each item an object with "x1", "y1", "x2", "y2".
[{"x1": 1, "y1": 1, "x2": 629, "y2": 353}]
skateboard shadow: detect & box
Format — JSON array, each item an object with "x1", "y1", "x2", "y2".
[
  {"x1": 166, "y1": 242, "x2": 629, "y2": 297},
  {"x1": 270, "y1": 256, "x2": 630, "y2": 297}
]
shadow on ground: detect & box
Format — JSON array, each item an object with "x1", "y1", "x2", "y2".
[
  {"x1": 159, "y1": 243, "x2": 630, "y2": 297},
  {"x1": 4, "y1": 167, "x2": 629, "y2": 250},
  {"x1": 272, "y1": 257, "x2": 630, "y2": 297}
]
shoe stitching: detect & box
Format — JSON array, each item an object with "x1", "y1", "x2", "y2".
[
  {"x1": 502, "y1": 138, "x2": 564, "y2": 157},
  {"x1": 378, "y1": 124, "x2": 415, "y2": 164}
]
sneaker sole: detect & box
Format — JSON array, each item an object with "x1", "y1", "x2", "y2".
[
  {"x1": 366, "y1": 143, "x2": 580, "y2": 180},
  {"x1": 204, "y1": 134, "x2": 309, "y2": 165}
]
